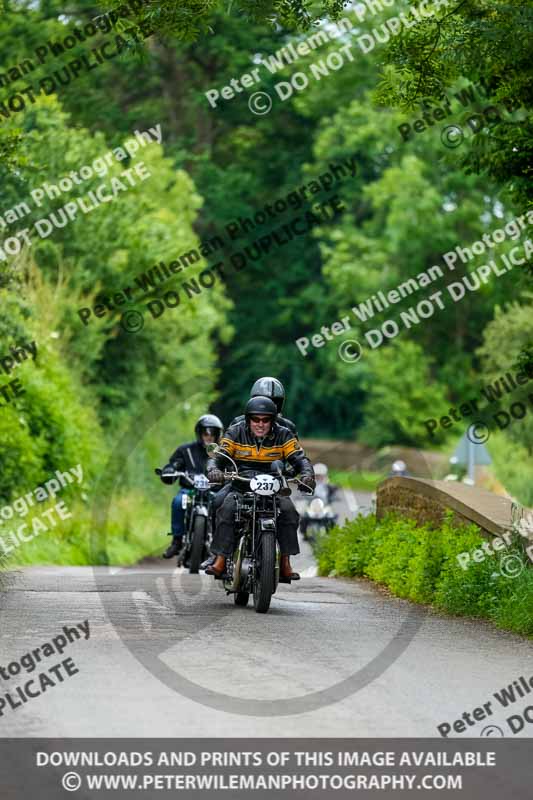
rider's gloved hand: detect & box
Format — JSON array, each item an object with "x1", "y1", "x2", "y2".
[
  {"x1": 160, "y1": 467, "x2": 176, "y2": 485},
  {"x1": 208, "y1": 468, "x2": 225, "y2": 484},
  {"x1": 301, "y1": 475, "x2": 316, "y2": 491}
]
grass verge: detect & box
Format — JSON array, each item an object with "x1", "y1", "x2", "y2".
[
  {"x1": 329, "y1": 469, "x2": 385, "y2": 492},
  {"x1": 316, "y1": 512, "x2": 533, "y2": 637},
  {"x1": 0, "y1": 492, "x2": 169, "y2": 570}
]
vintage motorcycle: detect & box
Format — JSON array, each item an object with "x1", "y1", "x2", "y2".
[
  {"x1": 155, "y1": 468, "x2": 213, "y2": 573},
  {"x1": 299, "y1": 496, "x2": 338, "y2": 542},
  {"x1": 207, "y1": 446, "x2": 312, "y2": 613},
  {"x1": 299, "y1": 474, "x2": 338, "y2": 541}
]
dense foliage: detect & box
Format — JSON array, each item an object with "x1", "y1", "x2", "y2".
[{"x1": 317, "y1": 512, "x2": 533, "y2": 636}]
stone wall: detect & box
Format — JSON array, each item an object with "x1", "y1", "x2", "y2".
[
  {"x1": 300, "y1": 440, "x2": 447, "y2": 475},
  {"x1": 376, "y1": 476, "x2": 523, "y2": 540}
]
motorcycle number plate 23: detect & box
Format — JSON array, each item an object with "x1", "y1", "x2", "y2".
[{"x1": 250, "y1": 474, "x2": 281, "y2": 496}]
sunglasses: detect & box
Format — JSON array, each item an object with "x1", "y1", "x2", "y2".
[{"x1": 249, "y1": 415, "x2": 272, "y2": 423}]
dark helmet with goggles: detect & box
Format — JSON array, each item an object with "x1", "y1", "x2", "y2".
[{"x1": 195, "y1": 414, "x2": 224, "y2": 443}]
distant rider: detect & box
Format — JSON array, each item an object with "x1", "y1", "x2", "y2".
[
  {"x1": 205, "y1": 396, "x2": 315, "y2": 580},
  {"x1": 312, "y1": 463, "x2": 337, "y2": 504},
  {"x1": 389, "y1": 460, "x2": 409, "y2": 478},
  {"x1": 160, "y1": 414, "x2": 224, "y2": 559},
  {"x1": 299, "y1": 462, "x2": 338, "y2": 537}
]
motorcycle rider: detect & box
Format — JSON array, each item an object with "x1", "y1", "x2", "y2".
[
  {"x1": 205, "y1": 396, "x2": 315, "y2": 580},
  {"x1": 160, "y1": 414, "x2": 224, "y2": 559},
  {"x1": 390, "y1": 459, "x2": 409, "y2": 478},
  {"x1": 299, "y1": 463, "x2": 338, "y2": 537},
  {"x1": 230, "y1": 377, "x2": 298, "y2": 435},
  {"x1": 312, "y1": 463, "x2": 337, "y2": 503},
  {"x1": 202, "y1": 376, "x2": 299, "y2": 570}
]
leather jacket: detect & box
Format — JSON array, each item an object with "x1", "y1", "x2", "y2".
[
  {"x1": 207, "y1": 420, "x2": 313, "y2": 482},
  {"x1": 164, "y1": 440, "x2": 208, "y2": 487}
]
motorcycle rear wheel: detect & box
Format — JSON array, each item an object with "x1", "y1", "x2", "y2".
[
  {"x1": 253, "y1": 534, "x2": 276, "y2": 614},
  {"x1": 189, "y1": 515, "x2": 207, "y2": 574}
]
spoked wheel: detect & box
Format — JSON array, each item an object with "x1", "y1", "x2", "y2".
[
  {"x1": 253, "y1": 533, "x2": 276, "y2": 613},
  {"x1": 234, "y1": 591, "x2": 249, "y2": 607},
  {"x1": 189, "y1": 515, "x2": 207, "y2": 574}
]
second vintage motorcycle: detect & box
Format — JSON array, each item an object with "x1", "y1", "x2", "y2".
[{"x1": 155, "y1": 468, "x2": 213, "y2": 573}]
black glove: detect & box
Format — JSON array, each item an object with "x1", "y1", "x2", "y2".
[
  {"x1": 300, "y1": 475, "x2": 316, "y2": 491},
  {"x1": 160, "y1": 466, "x2": 177, "y2": 485},
  {"x1": 208, "y1": 468, "x2": 225, "y2": 484}
]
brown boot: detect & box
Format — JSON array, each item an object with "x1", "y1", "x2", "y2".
[
  {"x1": 280, "y1": 555, "x2": 300, "y2": 582},
  {"x1": 205, "y1": 554, "x2": 226, "y2": 576}
]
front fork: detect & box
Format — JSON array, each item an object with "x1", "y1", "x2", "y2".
[{"x1": 224, "y1": 497, "x2": 280, "y2": 593}]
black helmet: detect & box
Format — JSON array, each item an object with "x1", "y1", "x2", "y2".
[
  {"x1": 245, "y1": 395, "x2": 277, "y2": 418},
  {"x1": 195, "y1": 414, "x2": 224, "y2": 443},
  {"x1": 250, "y1": 377, "x2": 285, "y2": 413}
]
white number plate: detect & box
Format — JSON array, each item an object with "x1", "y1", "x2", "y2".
[
  {"x1": 193, "y1": 474, "x2": 210, "y2": 489},
  {"x1": 250, "y1": 474, "x2": 281, "y2": 496}
]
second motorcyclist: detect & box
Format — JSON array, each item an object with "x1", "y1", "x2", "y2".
[
  {"x1": 230, "y1": 376, "x2": 298, "y2": 435},
  {"x1": 205, "y1": 396, "x2": 315, "y2": 580},
  {"x1": 160, "y1": 414, "x2": 224, "y2": 559}
]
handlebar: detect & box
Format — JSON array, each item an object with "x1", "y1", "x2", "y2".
[
  {"x1": 155, "y1": 468, "x2": 195, "y2": 488},
  {"x1": 156, "y1": 469, "x2": 222, "y2": 491},
  {"x1": 219, "y1": 471, "x2": 314, "y2": 494},
  {"x1": 155, "y1": 468, "x2": 188, "y2": 478}
]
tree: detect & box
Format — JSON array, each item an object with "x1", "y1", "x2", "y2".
[
  {"x1": 102, "y1": 0, "x2": 351, "y2": 40},
  {"x1": 376, "y1": 0, "x2": 532, "y2": 219},
  {"x1": 356, "y1": 340, "x2": 449, "y2": 447}
]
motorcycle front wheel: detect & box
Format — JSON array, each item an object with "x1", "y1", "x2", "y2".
[
  {"x1": 253, "y1": 533, "x2": 276, "y2": 614},
  {"x1": 189, "y1": 515, "x2": 207, "y2": 574}
]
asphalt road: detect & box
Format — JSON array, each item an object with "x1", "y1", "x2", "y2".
[{"x1": 0, "y1": 489, "x2": 531, "y2": 738}]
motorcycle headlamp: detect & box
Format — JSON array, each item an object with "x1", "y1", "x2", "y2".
[{"x1": 309, "y1": 497, "x2": 325, "y2": 515}]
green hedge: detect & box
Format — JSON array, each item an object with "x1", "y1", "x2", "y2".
[{"x1": 316, "y1": 512, "x2": 533, "y2": 637}]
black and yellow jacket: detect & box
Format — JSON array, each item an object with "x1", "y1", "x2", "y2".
[{"x1": 207, "y1": 420, "x2": 314, "y2": 482}]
